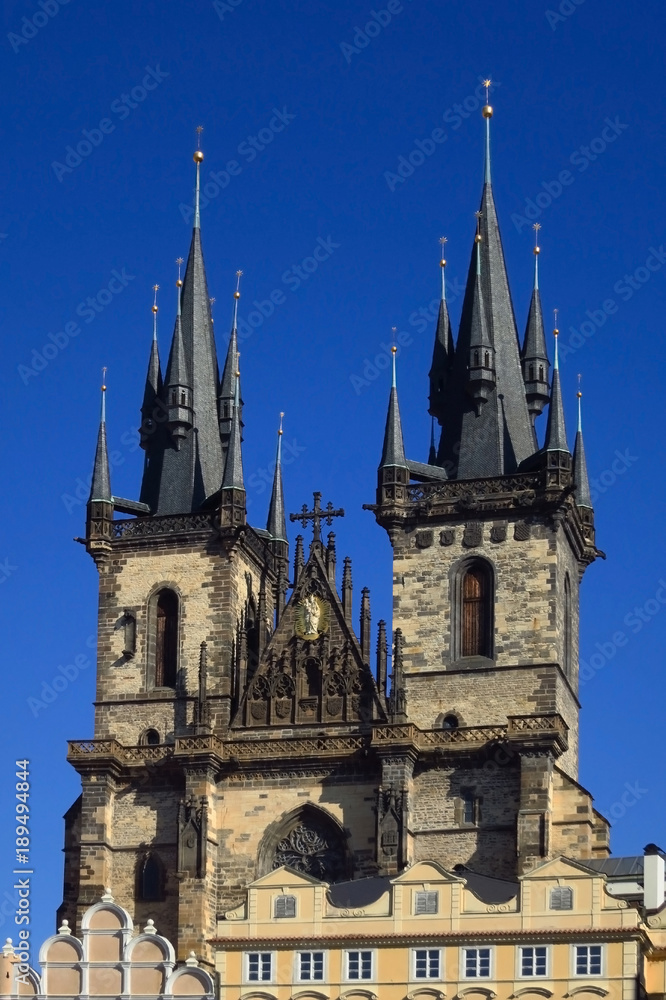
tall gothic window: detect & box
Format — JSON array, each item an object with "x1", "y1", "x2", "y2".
[
  {"x1": 246, "y1": 597, "x2": 260, "y2": 682},
  {"x1": 155, "y1": 589, "x2": 178, "y2": 688},
  {"x1": 564, "y1": 574, "x2": 572, "y2": 680},
  {"x1": 138, "y1": 853, "x2": 165, "y2": 902},
  {"x1": 461, "y1": 562, "x2": 493, "y2": 658}
]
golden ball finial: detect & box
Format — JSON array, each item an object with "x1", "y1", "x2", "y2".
[
  {"x1": 577, "y1": 391, "x2": 582, "y2": 399},
  {"x1": 391, "y1": 345, "x2": 397, "y2": 355},
  {"x1": 234, "y1": 291, "x2": 241, "y2": 300},
  {"x1": 474, "y1": 234, "x2": 482, "y2": 244},
  {"x1": 440, "y1": 259, "x2": 446, "y2": 267},
  {"x1": 482, "y1": 105, "x2": 493, "y2": 119},
  {"x1": 533, "y1": 246, "x2": 540, "y2": 255},
  {"x1": 553, "y1": 328, "x2": 559, "y2": 336},
  {"x1": 193, "y1": 149, "x2": 204, "y2": 163},
  {"x1": 152, "y1": 304, "x2": 158, "y2": 313},
  {"x1": 176, "y1": 279, "x2": 183, "y2": 288}
]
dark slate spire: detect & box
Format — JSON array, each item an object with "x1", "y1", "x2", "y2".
[
  {"x1": 466, "y1": 215, "x2": 497, "y2": 415},
  {"x1": 428, "y1": 240, "x2": 454, "y2": 422},
  {"x1": 437, "y1": 98, "x2": 536, "y2": 479},
  {"x1": 428, "y1": 417, "x2": 437, "y2": 465},
  {"x1": 219, "y1": 271, "x2": 244, "y2": 453},
  {"x1": 267, "y1": 414, "x2": 287, "y2": 541},
  {"x1": 573, "y1": 389, "x2": 592, "y2": 508},
  {"x1": 544, "y1": 326, "x2": 569, "y2": 453},
  {"x1": 141, "y1": 146, "x2": 224, "y2": 515},
  {"x1": 140, "y1": 285, "x2": 163, "y2": 448},
  {"x1": 222, "y1": 369, "x2": 244, "y2": 491},
  {"x1": 164, "y1": 266, "x2": 194, "y2": 449},
  {"x1": 89, "y1": 377, "x2": 111, "y2": 502},
  {"x1": 521, "y1": 230, "x2": 550, "y2": 424},
  {"x1": 380, "y1": 347, "x2": 408, "y2": 469}
]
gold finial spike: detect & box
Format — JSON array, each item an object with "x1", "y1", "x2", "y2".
[
  {"x1": 151, "y1": 285, "x2": 159, "y2": 341},
  {"x1": 439, "y1": 236, "x2": 448, "y2": 300},
  {"x1": 482, "y1": 78, "x2": 493, "y2": 118},
  {"x1": 532, "y1": 222, "x2": 541, "y2": 254},
  {"x1": 474, "y1": 211, "x2": 483, "y2": 243},
  {"x1": 101, "y1": 366, "x2": 107, "y2": 420},
  {"x1": 194, "y1": 125, "x2": 204, "y2": 163},
  {"x1": 553, "y1": 307, "x2": 559, "y2": 334},
  {"x1": 390, "y1": 329, "x2": 398, "y2": 387},
  {"x1": 176, "y1": 257, "x2": 184, "y2": 287},
  {"x1": 577, "y1": 374, "x2": 583, "y2": 430},
  {"x1": 232, "y1": 270, "x2": 243, "y2": 328},
  {"x1": 278, "y1": 411, "x2": 284, "y2": 436},
  {"x1": 101, "y1": 365, "x2": 107, "y2": 391}
]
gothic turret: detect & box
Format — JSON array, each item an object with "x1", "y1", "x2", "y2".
[
  {"x1": 139, "y1": 146, "x2": 224, "y2": 515},
  {"x1": 428, "y1": 240, "x2": 454, "y2": 423},
  {"x1": 380, "y1": 347, "x2": 407, "y2": 471},
  {"x1": 573, "y1": 389, "x2": 592, "y2": 509},
  {"x1": 140, "y1": 285, "x2": 163, "y2": 449},
  {"x1": 164, "y1": 266, "x2": 194, "y2": 449},
  {"x1": 219, "y1": 272, "x2": 244, "y2": 456},
  {"x1": 543, "y1": 324, "x2": 572, "y2": 488},
  {"x1": 86, "y1": 377, "x2": 113, "y2": 550},
  {"x1": 521, "y1": 231, "x2": 550, "y2": 423},
  {"x1": 267, "y1": 413, "x2": 289, "y2": 621},
  {"x1": 219, "y1": 365, "x2": 246, "y2": 528},
  {"x1": 436, "y1": 99, "x2": 535, "y2": 478}
]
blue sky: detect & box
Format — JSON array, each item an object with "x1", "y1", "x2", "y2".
[{"x1": 1, "y1": 0, "x2": 665, "y2": 958}]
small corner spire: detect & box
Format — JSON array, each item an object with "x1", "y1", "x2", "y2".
[
  {"x1": 380, "y1": 336, "x2": 407, "y2": 469},
  {"x1": 267, "y1": 412, "x2": 287, "y2": 541},
  {"x1": 152, "y1": 283, "x2": 159, "y2": 341},
  {"x1": 521, "y1": 225, "x2": 549, "y2": 423},
  {"x1": 573, "y1": 376, "x2": 593, "y2": 509},
  {"x1": 193, "y1": 126, "x2": 204, "y2": 230},
  {"x1": 219, "y1": 271, "x2": 244, "y2": 445},
  {"x1": 221, "y1": 359, "x2": 245, "y2": 492},
  {"x1": 544, "y1": 312, "x2": 570, "y2": 454},
  {"x1": 429, "y1": 238, "x2": 454, "y2": 423},
  {"x1": 466, "y1": 211, "x2": 496, "y2": 412},
  {"x1": 482, "y1": 78, "x2": 493, "y2": 185},
  {"x1": 439, "y1": 236, "x2": 447, "y2": 302},
  {"x1": 90, "y1": 368, "x2": 112, "y2": 502},
  {"x1": 164, "y1": 259, "x2": 193, "y2": 449},
  {"x1": 140, "y1": 286, "x2": 163, "y2": 457}
]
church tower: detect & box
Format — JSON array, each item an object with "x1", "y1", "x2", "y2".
[
  {"x1": 61, "y1": 109, "x2": 610, "y2": 972},
  {"x1": 371, "y1": 96, "x2": 607, "y2": 876}
]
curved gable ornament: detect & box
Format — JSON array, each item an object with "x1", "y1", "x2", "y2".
[{"x1": 295, "y1": 594, "x2": 330, "y2": 640}]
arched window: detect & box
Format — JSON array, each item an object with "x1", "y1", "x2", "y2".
[
  {"x1": 304, "y1": 659, "x2": 320, "y2": 697},
  {"x1": 484, "y1": 350, "x2": 490, "y2": 368},
  {"x1": 474, "y1": 350, "x2": 479, "y2": 366},
  {"x1": 539, "y1": 364, "x2": 544, "y2": 381},
  {"x1": 564, "y1": 574, "x2": 572, "y2": 680},
  {"x1": 155, "y1": 589, "x2": 178, "y2": 688},
  {"x1": 442, "y1": 714, "x2": 459, "y2": 730},
  {"x1": 529, "y1": 364, "x2": 535, "y2": 381},
  {"x1": 138, "y1": 853, "x2": 165, "y2": 902},
  {"x1": 461, "y1": 562, "x2": 493, "y2": 658},
  {"x1": 139, "y1": 728, "x2": 160, "y2": 746}
]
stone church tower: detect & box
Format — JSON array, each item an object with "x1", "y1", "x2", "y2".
[{"x1": 61, "y1": 108, "x2": 609, "y2": 969}]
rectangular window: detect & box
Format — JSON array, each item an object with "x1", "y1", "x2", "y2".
[
  {"x1": 521, "y1": 946, "x2": 548, "y2": 977},
  {"x1": 574, "y1": 945, "x2": 602, "y2": 976},
  {"x1": 246, "y1": 953, "x2": 273, "y2": 982},
  {"x1": 274, "y1": 894, "x2": 296, "y2": 918},
  {"x1": 298, "y1": 952, "x2": 324, "y2": 981},
  {"x1": 347, "y1": 950, "x2": 373, "y2": 980},
  {"x1": 463, "y1": 947, "x2": 491, "y2": 978},
  {"x1": 414, "y1": 890, "x2": 439, "y2": 914},
  {"x1": 414, "y1": 949, "x2": 441, "y2": 979}
]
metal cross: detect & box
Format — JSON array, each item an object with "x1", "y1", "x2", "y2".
[{"x1": 290, "y1": 492, "x2": 345, "y2": 544}]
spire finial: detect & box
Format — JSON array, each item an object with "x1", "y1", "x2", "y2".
[
  {"x1": 532, "y1": 223, "x2": 541, "y2": 290},
  {"x1": 391, "y1": 327, "x2": 397, "y2": 388},
  {"x1": 152, "y1": 284, "x2": 159, "y2": 341},
  {"x1": 439, "y1": 236, "x2": 447, "y2": 301},
  {"x1": 209, "y1": 297, "x2": 215, "y2": 325},
  {"x1": 235, "y1": 353, "x2": 241, "y2": 407},
  {"x1": 482, "y1": 78, "x2": 493, "y2": 184},
  {"x1": 101, "y1": 366, "x2": 107, "y2": 421},
  {"x1": 278, "y1": 410, "x2": 284, "y2": 436},
  {"x1": 553, "y1": 309, "x2": 559, "y2": 369},
  {"x1": 176, "y1": 257, "x2": 184, "y2": 317},
  {"x1": 193, "y1": 125, "x2": 204, "y2": 229},
  {"x1": 474, "y1": 211, "x2": 483, "y2": 275},
  {"x1": 577, "y1": 373, "x2": 583, "y2": 432},
  {"x1": 233, "y1": 269, "x2": 243, "y2": 329}
]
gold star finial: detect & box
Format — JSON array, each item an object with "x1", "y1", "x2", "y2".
[
  {"x1": 482, "y1": 79, "x2": 493, "y2": 118},
  {"x1": 152, "y1": 284, "x2": 159, "y2": 313},
  {"x1": 439, "y1": 235, "x2": 447, "y2": 268},
  {"x1": 234, "y1": 269, "x2": 243, "y2": 300},
  {"x1": 577, "y1": 372, "x2": 582, "y2": 399},
  {"x1": 391, "y1": 326, "x2": 397, "y2": 354},
  {"x1": 194, "y1": 125, "x2": 204, "y2": 163},
  {"x1": 475, "y1": 211, "x2": 483, "y2": 243},
  {"x1": 101, "y1": 365, "x2": 107, "y2": 391},
  {"x1": 553, "y1": 307, "x2": 559, "y2": 334},
  {"x1": 176, "y1": 257, "x2": 184, "y2": 287},
  {"x1": 533, "y1": 222, "x2": 541, "y2": 255},
  {"x1": 278, "y1": 411, "x2": 284, "y2": 436}
]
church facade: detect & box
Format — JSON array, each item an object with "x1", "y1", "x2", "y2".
[{"x1": 9, "y1": 101, "x2": 664, "y2": 998}]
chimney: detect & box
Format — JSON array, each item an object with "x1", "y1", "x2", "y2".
[{"x1": 644, "y1": 843, "x2": 665, "y2": 911}]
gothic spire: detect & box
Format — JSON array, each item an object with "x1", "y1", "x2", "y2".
[
  {"x1": 436, "y1": 94, "x2": 535, "y2": 478},
  {"x1": 140, "y1": 140, "x2": 224, "y2": 515},
  {"x1": 544, "y1": 320, "x2": 569, "y2": 453},
  {"x1": 163, "y1": 261, "x2": 193, "y2": 449},
  {"x1": 89, "y1": 373, "x2": 111, "y2": 502},
  {"x1": 573, "y1": 386, "x2": 592, "y2": 508},
  {"x1": 140, "y1": 284, "x2": 163, "y2": 448},
  {"x1": 466, "y1": 212, "x2": 497, "y2": 417},
  {"x1": 521, "y1": 226, "x2": 550, "y2": 424},
  {"x1": 428, "y1": 237, "x2": 454, "y2": 422},
  {"x1": 267, "y1": 413, "x2": 287, "y2": 541},
  {"x1": 380, "y1": 344, "x2": 407, "y2": 469},
  {"x1": 219, "y1": 271, "x2": 243, "y2": 452},
  {"x1": 221, "y1": 364, "x2": 244, "y2": 492}
]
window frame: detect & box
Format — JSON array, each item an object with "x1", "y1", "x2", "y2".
[
  {"x1": 296, "y1": 950, "x2": 325, "y2": 983},
  {"x1": 414, "y1": 889, "x2": 439, "y2": 915},
  {"x1": 412, "y1": 947, "x2": 442, "y2": 981},
  {"x1": 461, "y1": 946, "x2": 493, "y2": 979},
  {"x1": 273, "y1": 894, "x2": 296, "y2": 918},
  {"x1": 572, "y1": 944, "x2": 603, "y2": 977},
  {"x1": 549, "y1": 886, "x2": 574, "y2": 911},
  {"x1": 451, "y1": 557, "x2": 496, "y2": 661},
  {"x1": 518, "y1": 945, "x2": 549, "y2": 978},
  {"x1": 344, "y1": 949, "x2": 375, "y2": 982},
  {"x1": 243, "y1": 951, "x2": 275, "y2": 984}
]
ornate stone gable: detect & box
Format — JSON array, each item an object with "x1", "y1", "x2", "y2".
[{"x1": 235, "y1": 544, "x2": 385, "y2": 728}]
